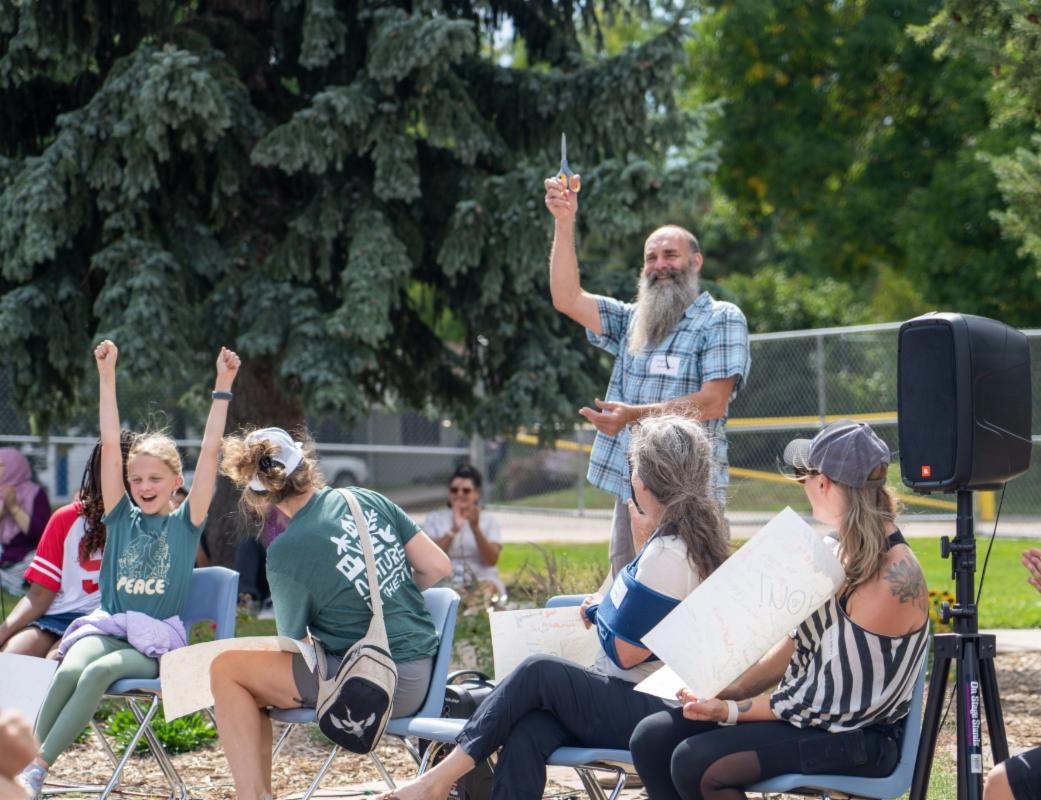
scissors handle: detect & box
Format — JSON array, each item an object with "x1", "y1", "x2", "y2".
[{"x1": 557, "y1": 170, "x2": 581, "y2": 193}]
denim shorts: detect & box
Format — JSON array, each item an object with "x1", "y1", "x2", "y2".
[{"x1": 29, "y1": 611, "x2": 83, "y2": 637}]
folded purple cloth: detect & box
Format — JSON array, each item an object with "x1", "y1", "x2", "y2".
[{"x1": 58, "y1": 608, "x2": 188, "y2": 658}]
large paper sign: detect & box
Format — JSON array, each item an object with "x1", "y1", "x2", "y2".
[
  {"x1": 0, "y1": 653, "x2": 58, "y2": 723},
  {"x1": 489, "y1": 607, "x2": 601, "y2": 680},
  {"x1": 637, "y1": 507, "x2": 844, "y2": 701},
  {"x1": 159, "y1": 636, "x2": 314, "y2": 721}
]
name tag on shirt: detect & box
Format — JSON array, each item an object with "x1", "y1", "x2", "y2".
[
  {"x1": 610, "y1": 575, "x2": 628, "y2": 606},
  {"x1": 649, "y1": 354, "x2": 681, "y2": 376}
]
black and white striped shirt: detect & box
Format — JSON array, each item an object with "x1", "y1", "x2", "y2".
[{"x1": 770, "y1": 532, "x2": 930, "y2": 732}]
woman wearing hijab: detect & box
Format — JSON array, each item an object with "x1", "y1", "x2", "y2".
[{"x1": 0, "y1": 448, "x2": 51, "y2": 571}]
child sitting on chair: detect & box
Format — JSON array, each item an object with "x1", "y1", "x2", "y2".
[{"x1": 18, "y1": 341, "x2": 239, "y2": 798}]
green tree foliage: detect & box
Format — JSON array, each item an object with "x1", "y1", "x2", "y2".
[
  {"x1": 719, "y1": 265, "x2": 867, "y2": 334},
  {"x1": 0, "y1": 1, "x2": 714, "y2": 436},
  {"x1": 913, "y1": 1, "x2": 1041, "y2": 286},
  {"x1": 683, "y1": 0, "x2": 1040, "y2": 327},
  {"x1": 0, "y1": 0, "x2": 715, "y2": 555}
]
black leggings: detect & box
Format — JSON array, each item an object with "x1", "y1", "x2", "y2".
[
  {"x1": 630, "y1": 707, "x2": 900, "y2": 800},
  {"x1": 455, "y1": 655, "x2": 669, "y2": 800}
]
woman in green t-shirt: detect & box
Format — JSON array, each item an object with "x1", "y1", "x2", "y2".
[{"x1": 211, "y1": 426, "x2": 452, "y2": 800}]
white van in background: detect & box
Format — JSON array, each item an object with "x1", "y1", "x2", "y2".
[{"x1": 20, "y1": 440, "x2": 370, "y2": 503}]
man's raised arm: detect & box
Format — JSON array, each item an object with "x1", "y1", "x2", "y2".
[{"x1": 544, "y1": 176, "x2": 601, "y2": 333}]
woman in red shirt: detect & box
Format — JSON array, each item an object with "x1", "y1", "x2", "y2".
[{"x1": 0, "y1": 433, "x2": 135, "y2": 658}]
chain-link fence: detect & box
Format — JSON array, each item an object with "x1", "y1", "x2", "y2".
[
  {"x1": 3, "y1": 324, "x2": 1038, "y2": 524},
  {"x1": 0, "y1": 408, "x2": 470, "y2": 509},
  {"x1": 487, "y1": 323, "x2": 1041, "y2": 528}
]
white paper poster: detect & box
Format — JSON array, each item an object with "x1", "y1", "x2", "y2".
[
  {"x1": 159, "y1": 636, "x2": 314, "y2": 721},
  {"x1": 0, "y1": 653, "x2": 58, "y2": 724},
  {"x1": 637, "y1": 507, "x2": 844, "y2": 701},
  {"x1": 489, "y1": 606, "x2": 600, "y2": 680}
]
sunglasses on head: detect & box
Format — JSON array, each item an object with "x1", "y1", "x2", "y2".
[{"x1": 449, "y1": 486, "x2": 473, "y2": 495}]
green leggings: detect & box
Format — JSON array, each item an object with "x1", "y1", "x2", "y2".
[{"x1": 35, "y1": 635, "x2": 158, "y2": 764}]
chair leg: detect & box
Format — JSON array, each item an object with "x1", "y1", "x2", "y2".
[
  {"x1": 368, "y1": 751, "x2": 397, "y2": 791},
  {"x1": 397, "y1": 736, "x2": 422, "y2": 767},
  {"x1": 416, "y1": 740, "x2": 452, "y2": 776},
  {"x1": 90, "y1": 719, "x2": 121, "y2": 771},
  {"x1": 603, "y1": 770, "x2": 627, "y2": 800},
  {"x1": 300, "y1": 745, "x2": 339, "y2": 800},
  {"x1": 574, "y1": 767, "x2": 609, "y2": 800},
  {"x1": 272, "y1": 722, "x2": 296, "y2": 760},
  {"x1": 98, "y1": 695, "x2": 162, "y2": 800},
  {"x1": 129, "y1": 698, "x2": 188, "y2": 800}
]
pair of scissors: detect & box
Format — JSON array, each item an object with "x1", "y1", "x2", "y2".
[{"x1": 557, "y1": 133, "x2": 581, "y2": 193}]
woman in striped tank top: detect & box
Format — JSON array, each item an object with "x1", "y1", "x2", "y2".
[{"x1": 631, "y1": 420, "x2": 930, "y2": 800}]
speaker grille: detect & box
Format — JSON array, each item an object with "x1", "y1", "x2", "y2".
[{"x1": 899, "y1": 324, "x2": 958, "y2": 487}]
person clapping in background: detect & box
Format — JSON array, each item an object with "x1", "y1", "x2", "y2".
[{"x1": 423, "y1": 465, "x2": 505, "y2": 606}]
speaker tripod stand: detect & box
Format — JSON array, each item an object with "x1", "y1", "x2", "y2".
[{"x1": 910, "y1": 490, "x2": 1009, "y2": 800}]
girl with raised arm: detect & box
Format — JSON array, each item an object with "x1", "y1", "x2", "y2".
[{"x1": 17, "y1": 341, "x2": 239, "y2": 798}]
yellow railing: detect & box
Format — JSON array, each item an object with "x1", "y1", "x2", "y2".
[{"x1": 514, "y1": 413, "x2": 991, "y2": 514}]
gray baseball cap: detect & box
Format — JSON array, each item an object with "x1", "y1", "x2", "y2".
[{"x1": 783, "y1": 420, "x2": 890, "y2": 488}]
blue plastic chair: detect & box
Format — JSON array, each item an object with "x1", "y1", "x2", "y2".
[
  {"x1": 82, "y1": 566, "x2": 240, "y2": 800},
  {"x1": 540, "y1": 594, "x2": 631, "y2": 800},
  {"x1": 748, "y1": 656, "x2": 928, "y2": 799},
  {"x1": 269, "y1": 586, "x2": 460, "y2": 798}
]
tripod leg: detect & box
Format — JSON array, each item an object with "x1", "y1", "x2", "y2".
[
  {"x1": 911, "y1": 648, "x2": 953, "y2": 800},
  {"x1": 957, "y1": 638, "x2": 986, "y2": 800},
  {"x1": 978, "y1": 639, "x2": 1009, "y2": 765}
]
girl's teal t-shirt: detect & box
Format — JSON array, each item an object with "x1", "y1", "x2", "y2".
[{"x1": 99, "y1": 495, "x2": 204, "y2": 620}]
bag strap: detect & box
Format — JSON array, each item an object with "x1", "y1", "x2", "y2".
[{"x1": 338, "y1": 488, "x2": 388, "y2": 643}]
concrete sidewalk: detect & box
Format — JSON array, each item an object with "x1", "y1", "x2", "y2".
[{"x1": 484, "y1": 507, "x2": 1041, "y2": 544}]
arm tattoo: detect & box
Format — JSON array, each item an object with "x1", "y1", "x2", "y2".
[
  {"x1": 737, "y1": 700, "x2": 753, "y2": 712},
  {"x1": 884, "y1": 558, "x2": 927, "y2": 608}
]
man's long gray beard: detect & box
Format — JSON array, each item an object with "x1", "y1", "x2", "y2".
[{"x1": 628, "y1": 268, "x2": 699, "y2": 355}]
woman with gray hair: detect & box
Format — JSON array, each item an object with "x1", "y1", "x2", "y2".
[
  {"x1": 630, "y1": 420, "x2": 929, "y2": 800},
  {"x1": 381, "y1": 413, "x2": 730, "y2": 800}
]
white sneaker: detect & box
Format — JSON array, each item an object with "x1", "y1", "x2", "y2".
[{"x1": 16, "y1": 764, "x2": 48, "y2": 799}]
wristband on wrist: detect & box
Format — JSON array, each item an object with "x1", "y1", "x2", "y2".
[
  {"x1": 718, "y1": 700, "x2": 739, "y2": 726},
  {"x1": 211, "y1": 390, "x2": 233, "y2": 401}
]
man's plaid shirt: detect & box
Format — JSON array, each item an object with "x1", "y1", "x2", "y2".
[{"x1": 585, "y1": 291, "x2": 750, "y2": 505}]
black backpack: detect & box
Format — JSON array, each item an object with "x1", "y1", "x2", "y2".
[{"x1": 425, "y1": 670, "x2": 496, "y2": 800}]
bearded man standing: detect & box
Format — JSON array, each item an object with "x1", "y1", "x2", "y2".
[{"x1": 544, "y1": 177, "x2": 750, "y2": 576}]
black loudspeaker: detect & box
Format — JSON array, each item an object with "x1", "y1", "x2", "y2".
[{"x1": 897, "y1": 312, "x2": 1032, "y2": 493}]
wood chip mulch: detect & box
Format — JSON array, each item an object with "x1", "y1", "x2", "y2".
[{"x1": 42, "y1": 651, "x2": 1041, "y2": 799}]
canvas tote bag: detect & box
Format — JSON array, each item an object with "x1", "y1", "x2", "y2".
[{"x1": 311, "y1": 488, "x2": 398, "y2": 753}]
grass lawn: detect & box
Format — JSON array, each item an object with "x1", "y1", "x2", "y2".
[
  {"x1": 5, "y1": 536, "x2": 1040, "y2": 630},
  {"x1": 908, "y1": 536, "x2": 1041, "y2": 629},
  {"x1": 498, "y1": 537, "x2": 1041, "y2": 629}
]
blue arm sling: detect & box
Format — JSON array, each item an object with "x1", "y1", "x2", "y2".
[{"x1": 591, "y1": 533, "x2": 681, "y2": 669}]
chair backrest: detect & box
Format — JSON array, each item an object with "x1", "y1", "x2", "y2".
[
  {"x1": 546, "y1": 594, "x2": 585, "y2": 609},
  {"x1": 180, "y1": 566, "x2": 240, "y2": 640},
  {"x1": 406, "y1": 587, "x2": 461, "y2": 720},
  {"x1": 891, "y1": 653, "x2": 929, "y2": 783},
  {"x1": 748, "y1": 649, "x2": 930, "y2": 799}
]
